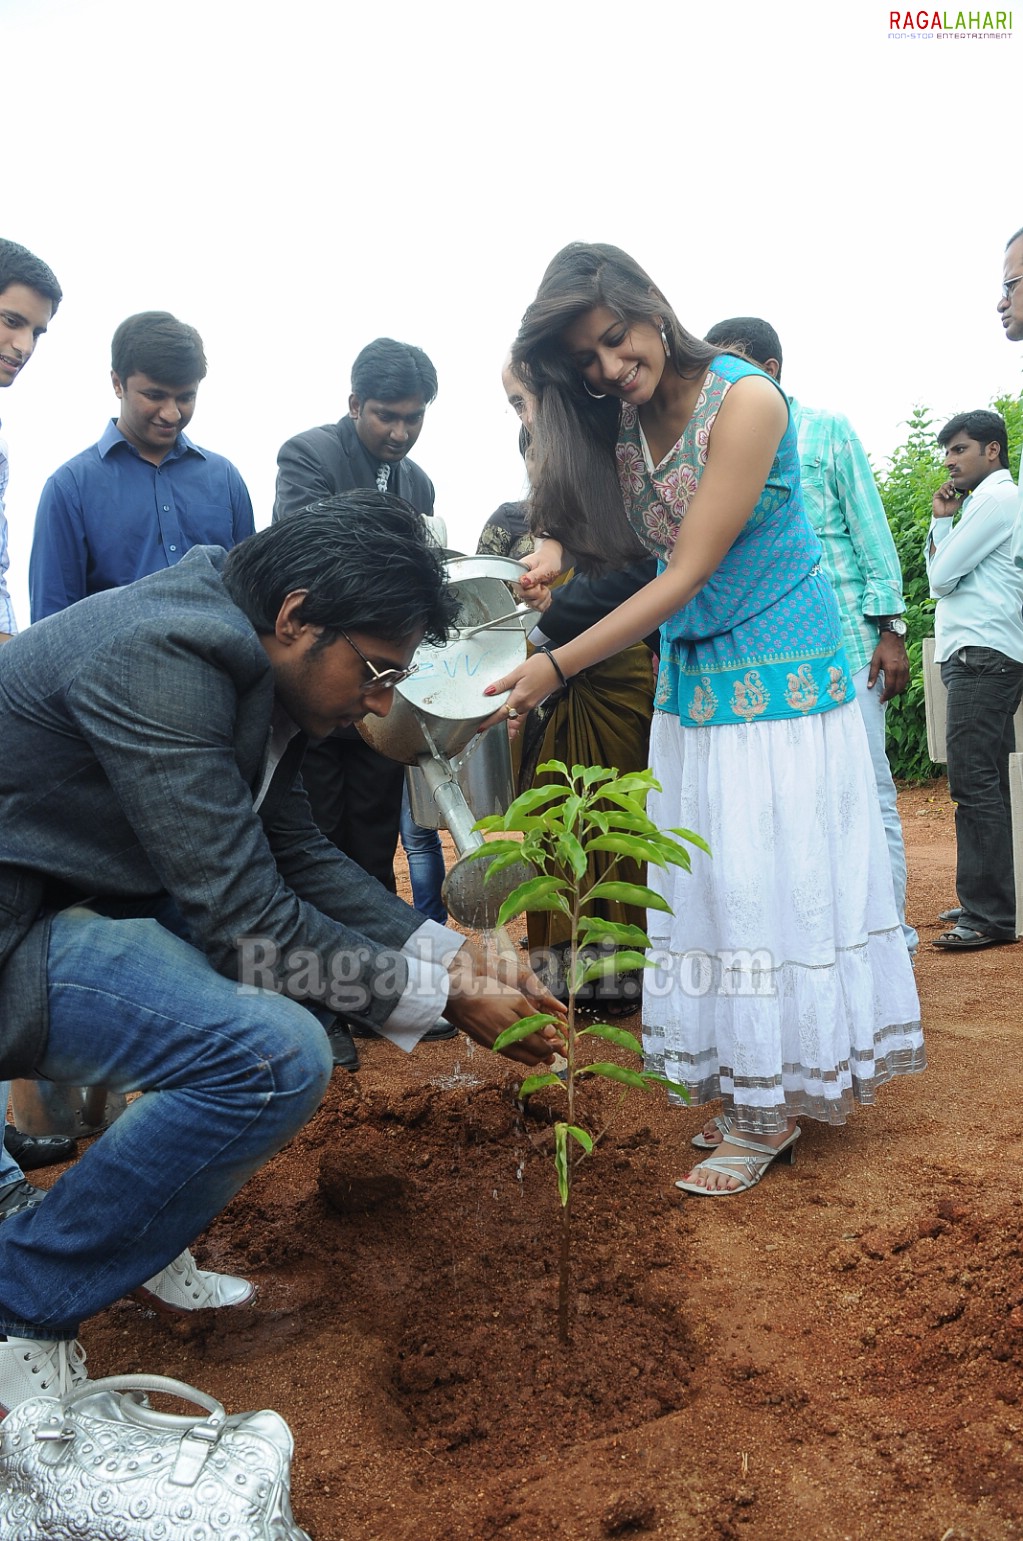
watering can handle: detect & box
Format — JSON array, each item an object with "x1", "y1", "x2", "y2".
[{"x1": 458, "y1": 604, "x2": 535, "y2": 640}]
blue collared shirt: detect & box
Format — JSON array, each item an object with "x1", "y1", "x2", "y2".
[{"x1": 29, "y1": 419, "x2": 255, "y2": 620}]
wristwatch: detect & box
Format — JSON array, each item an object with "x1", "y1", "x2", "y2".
[{"x1": 877, "y1": 618, "x2": 908, "y2": 638}]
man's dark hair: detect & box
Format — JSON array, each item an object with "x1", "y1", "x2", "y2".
[
  {"x1": 351, "y1": 338, "x2": 438, "y2": 405},
  {"x1": 111, "y1": 312, "x2": 208, "y2": 385},
  {"x1": 937, "y1": 409, "x2": 1009, "y2": 469},
  {"x1": 705, "y1": 317, "x2": 783, "y2": 374},
  {"x1": 222, "y1": 490, "x2": 457, "y2": 646},
  {"x1": 0, "y1": 238, "x2": 62, "y2": 312},
  {"x1": 1005, "y1": 225, "x2": 1023, "y2": 250}
]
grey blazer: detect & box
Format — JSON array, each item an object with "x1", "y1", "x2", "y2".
[{"x1": 0, "y1": 546, "x2": 423, "y2": 1076}]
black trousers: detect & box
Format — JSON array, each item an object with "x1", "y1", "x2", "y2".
[
  {"x1": 941, "y1": 646, "x2": 1023, "y2": 939},
  {"x1": 299, "y1": 729, "x2": 404, "y2": 892}
]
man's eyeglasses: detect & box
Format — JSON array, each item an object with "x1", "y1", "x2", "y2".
[
  {"x1": 1002, "y1": 273, "x2": 1023, "y2": 301},
  {"x1": 340, "y1": 630, "x2": 418, "y2": 695}
]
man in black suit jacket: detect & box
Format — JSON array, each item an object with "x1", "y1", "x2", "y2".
[
  {"x1": 274, "y1": 341, "x2": 452, "y2": 1061},
  {"x1": 274, "y1": 340, "x2": 436, "y2": 522}
]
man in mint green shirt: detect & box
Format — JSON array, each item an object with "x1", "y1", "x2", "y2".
[{"x1": 706, "y1": 318, "x2": 917, "y2": 953}]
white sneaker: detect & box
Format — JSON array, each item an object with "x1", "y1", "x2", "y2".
[
  {"x1": 0, "y1": 1335, "x2": 88, "y2": 1416},
  {"x1": 133, "y1": 1247, "x2": 255, "y2": 1314}
]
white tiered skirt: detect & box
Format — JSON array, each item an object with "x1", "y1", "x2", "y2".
[{"x1": 642, "y1": 703, "x2": 924, "y2": 1134}]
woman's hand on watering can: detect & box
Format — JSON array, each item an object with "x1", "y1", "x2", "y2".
[
  {"x1": 517, "y1": 538, "x2": 564, "y2": 593},
  {"x1": 482, "y1": 648, "x2": 567, "y2": 738}
]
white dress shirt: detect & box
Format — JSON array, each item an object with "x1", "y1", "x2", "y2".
[{"x1": 926, "y1": 468, "x2": 1023, "y2": 663}]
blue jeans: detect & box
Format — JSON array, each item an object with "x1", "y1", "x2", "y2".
[
  {"x1": 941, "y1": 646, "x2": 1023, "y2": 939},
  {"x1": 399, "y1": 787, "x2": 448, "y2": 924},
  {"x1": 0, "y1": 1081, "x2": 20, "y2": 1190},
  {"x1": 852, "y1": 663, "x2": 918, "y2": 953},
  {"x1": 0, "y1": 907, "x2": 332, "y2": 1340}
]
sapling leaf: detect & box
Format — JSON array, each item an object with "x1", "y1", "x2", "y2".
[
  {"x1": 669, "y1": 826, "x2": 713, "y2": 856},
  {"x1": 536, "y1": 759, "x2": 570, "y2": 777},
  {"x1": 598, "y1": 810, "x2": 656, "y2": 834},
  {"x1": 555, "y1": 830, "x2": 587, "y2": 881},
  {"x1": 499, "y1": 784, "x2": 572, "y2": 821},
  {"x1": 584, "y1": 834, "x2": 668, "y2": 868},
  {"x1": 587, "y1": 881, "x2": 673, "y2": 912},
  {"x1": 578, "y1": 1023, "x2": 644, "y2": 1055},
  {"x1": 514, "y1": 814, "x2": 565, "y2": 834},
  {"x1": 579, "y1": 766, "x2": 617, "y2": 789},
  {"x1": 472, "y1": 814, "x2": 505, "y2": 833},
  {"x1": 641, "y1": 1072, "x2": 692, "y2": 1101},
  {"x1": 566, "y1": 1125, "x2": 594, "y2": 1155},
  {"x1": 518, "y1": 1071, "x2": 568, "y2": 1097},
  {"x1": 599, "y1": 791, "x2": 649, "y2": 818},
  {"x1": 576, "y1": 1061, "x2": 651, "y2": 1089},
  {"x1": 497, "y1": 876, "x2": 571, "y2": 927},
  {"x1": 577, "y1": 949, "x2": 652, "y2": 985},
  {"x1": 607, "y1": 771, "x2": 661, "y2": 796},
  {"x1": 461, "y1": 838, "x2": 521, "y2": 864},
  {"x1": 561, "y1": 794, "x2": 584, "y2": 833},
  {"x1": 554, "y1": 1123, "x2": 570, "y2": 1206},
  {"x1": 645, "y1": 839, "x2": 693, "y2": 871},
  {"x1": 576, "y1": 918, "x2": 651, "y2": 947},
  {"x1": 492, "y1": 1013, "x2": 562, "y2": 1051}
]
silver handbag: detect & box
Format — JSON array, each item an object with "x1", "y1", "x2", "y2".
[{"x1": 0, "y1": 1372, "x2": 311, "y2": 1540}]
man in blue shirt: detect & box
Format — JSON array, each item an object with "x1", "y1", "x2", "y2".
[
  {"x1": 29, "y1": 311, "x2": 254, "y2": 619},
  {"x1": 927, "y1": 410, "x2": 1023, "y2": 949}
]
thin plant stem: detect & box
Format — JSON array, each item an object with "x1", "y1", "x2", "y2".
[{"x1": 558, "y1": 878, "x2": 582, "y2": 1346}]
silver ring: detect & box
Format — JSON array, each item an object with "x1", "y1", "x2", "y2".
[{"x1": 506, "y1": 707, "x2": 519, "y2": 720}]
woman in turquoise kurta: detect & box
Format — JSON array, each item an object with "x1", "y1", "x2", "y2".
[{"x1": 485, "y1": 243, "x2": 923, "y2": 1197}]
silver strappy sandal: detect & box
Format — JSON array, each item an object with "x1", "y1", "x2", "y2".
[
  {"x1": 690, "y1": 1114, "x2": 733, "y2": 1151},
  {"x1": 675, "y1": 1126, "x2": 801, "y2": 1197}
]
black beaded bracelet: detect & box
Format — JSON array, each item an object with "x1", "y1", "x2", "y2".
[{"x1": 539, "y1": 644, "x2": 569, "y2": 690}]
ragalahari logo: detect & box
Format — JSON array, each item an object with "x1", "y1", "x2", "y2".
[{"x1": 889, "y1": 8, "x2": 1012, "y2": 35}]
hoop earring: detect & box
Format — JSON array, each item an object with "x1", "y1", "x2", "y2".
[
  {"x1": 660, "y1": 325, "x2": 671, "y2": 359},
  {"x1": 583, "y1": 379, "x2": 607, "y2": 400}
]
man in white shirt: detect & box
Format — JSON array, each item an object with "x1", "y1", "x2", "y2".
[
  {"x1": 927, "y1": 409, "x2": 1023, "y2": 948},
  {"x1": 997, "y1": 227, "x2": 1023, "y2": 573}
]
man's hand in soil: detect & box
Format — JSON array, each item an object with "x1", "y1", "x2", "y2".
[{"x1": 443, "y1": 947, "x2": 565, "y2": 1066}]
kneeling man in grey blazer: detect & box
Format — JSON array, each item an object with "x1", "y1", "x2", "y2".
[{"x1": 0, "y1": 491, "x2": 560, "y2": 1415}]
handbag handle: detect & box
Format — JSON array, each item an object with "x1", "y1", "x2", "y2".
[
  {"x1": 63, "y1": 1374, "x2": 226, "y2": 1424},
  {"x1": 57, "y1": 1375, "x2": 230, "y2": 1487}
]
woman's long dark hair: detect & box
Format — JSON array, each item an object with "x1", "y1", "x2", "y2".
[{"x1": 512, "y1": 243, "x2": 718, "y2": 574}]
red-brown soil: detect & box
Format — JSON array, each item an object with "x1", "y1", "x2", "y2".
[{"x1": 40, "y1": 781, "x2": 1023, "y2": 1539}]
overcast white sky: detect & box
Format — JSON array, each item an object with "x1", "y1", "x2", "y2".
[{"x1": 2, "y1": 0, "x2": 1020, "y2": 624}]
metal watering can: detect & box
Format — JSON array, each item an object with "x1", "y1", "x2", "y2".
[
  {"x1": 358, "y1": 554, "x2": 536, "y2": 931},
  {"x1": 9, "y1": 1080, "x2": 127, "y2": 1141}
]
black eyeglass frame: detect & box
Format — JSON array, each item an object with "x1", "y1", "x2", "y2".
[{"x1": 340, "y1": 630, "x2": 419, "y2": 695}]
